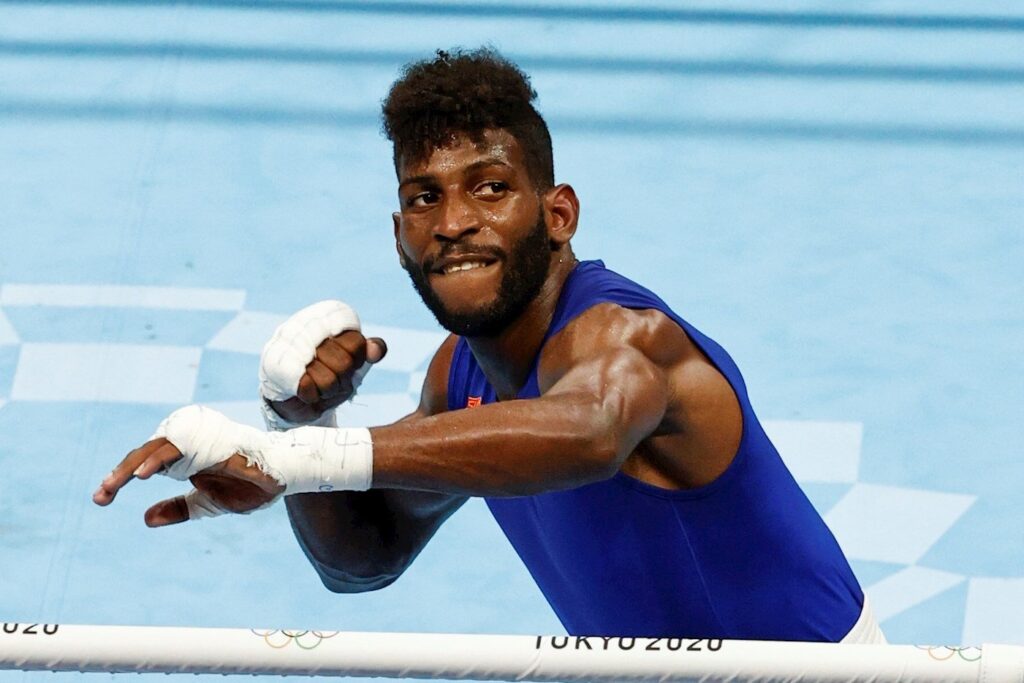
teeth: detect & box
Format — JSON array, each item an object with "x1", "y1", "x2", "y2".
[{"x1": 442, "y1": 261, "x2": 489, "y2": 275}]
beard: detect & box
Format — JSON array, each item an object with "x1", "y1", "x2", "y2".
[{"x1": 401, "y1": 212, "x2": 551, "y2": 338}]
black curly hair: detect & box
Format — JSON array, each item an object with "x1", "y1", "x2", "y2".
[{"x1": 382, "y1": 48, "x2": 554, "y2": 191}]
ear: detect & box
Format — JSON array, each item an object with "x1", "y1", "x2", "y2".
[
  {"x1": 543, "y1": 184, "x2": 579, "y2": 248},
  {"x1": 393, "y1": 212, "x2": 408, "y2": 267}
]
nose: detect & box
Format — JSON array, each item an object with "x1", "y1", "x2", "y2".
[{"x1": 433, "y1": 193, "x2": 480, "y2": 242}]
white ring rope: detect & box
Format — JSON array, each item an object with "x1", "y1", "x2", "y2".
[{"x1": 1, "y1": 623, "x2": 1023, "y2": 682}]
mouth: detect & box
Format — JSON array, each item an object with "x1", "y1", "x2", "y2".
[{"x1": 430, "y1": 254, "x2": 500, "y2": 277}]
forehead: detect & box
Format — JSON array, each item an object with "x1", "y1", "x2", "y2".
[{"x1": 397, "y1": 129, "x2": 528, "y2": 182}]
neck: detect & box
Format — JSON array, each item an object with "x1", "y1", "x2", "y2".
[{"x1": 466, "y1": 250, "x2": 578, "y2": 400}]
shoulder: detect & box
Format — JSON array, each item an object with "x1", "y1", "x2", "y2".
[
  {"x1": 539, "y1": 303, "x2": 743, "y2": 485},
  {"x1": 539, "y1": 303, "x2": 697, "y2": 389},
  {"x1": 537, "y1": 301, "x2": 738, "y2": 424}
]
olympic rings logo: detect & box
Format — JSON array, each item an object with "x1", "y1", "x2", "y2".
[
  {"x1": 250, "y1": 629, "x2": 340, "y2": 650},
  {"x1": 915, "y1": 645, "x2": 982, "y2": 662}
]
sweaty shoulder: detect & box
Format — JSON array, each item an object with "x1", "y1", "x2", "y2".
[
  {"x1": 537, "y1": 303, "x2": 692, "y2": 390},
  {"x1": 539, "y1": 303, "x2": 744, "y2": 489},
  {"x1": 415, "y1": 334, "x2": 460, "y2": 418}
]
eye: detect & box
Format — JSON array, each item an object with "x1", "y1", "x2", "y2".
[
  {"x1": 475, "y1": 181, "x2": 509, "y2": 198},
  {"x1": 407, "y1": 191, "x2": 439, "y2": 208}
]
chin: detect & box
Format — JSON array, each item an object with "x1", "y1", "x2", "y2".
[
  {"x1": 434, "y1": 293, "x2": 499, "y2": 318},
  {"x1": 433, "y1": 302, "x2": 512, "y2": 337}
]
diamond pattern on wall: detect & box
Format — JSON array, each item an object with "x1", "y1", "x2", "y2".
[
  {"x1": 11, "y1": 343, "x2": 202, "y2": 404},
  {"x1": 0, "y1": 308, "x2": 18, "y2": 345},
  {"x1": 825, "y1": 484, "x2": 976, "y2": 564},
  {"x1": 361, "y1": 323, "x2": 448, "y2": 373},
  {"x1": 207, "y1": 311, "x2": 287, "y2": 354},
  {"x1": 963, "y1": 578, "x2": 1024, "y2": 644},
  {"x1": 0, "y1": 284, "x2": 246, "y2": 311},
  {"x1": 763, "y1": 419, "x2": 862, "y2": 483},
  {"x1": 865, "y1": 566, "x2": 965, "y2": 622},
  {"x1": 0, "y1": 284, "x2": 1019, "y2": 645}
]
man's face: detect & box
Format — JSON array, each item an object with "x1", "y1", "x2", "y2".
[{"x1": 394, "y1": 129, "x2": 552, "y2": 337}]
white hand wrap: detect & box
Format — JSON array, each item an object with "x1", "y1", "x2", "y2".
[
  {"x1": 258, "y1": 300, "x2": 370, "y2": 431},
  {"x1": 155, "y1": 405, "x2": 373, "y2": 497},
  {"x1": 183, "y1": 489, "x2": 233, "y2": 520}
]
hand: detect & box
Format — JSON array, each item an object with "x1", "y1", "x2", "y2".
[
  {"x1": 267, "y1": 330, "x2": 387, "y2": 424},
  {"x1": 92, "y1": 437, "x2": 284, "y2": 527},
  {"x1": 259, "y1": 300, "x2": 388, "y2": 427},
  {"x1": 92, "y1": 404, "x2": 373, "y2": 526}
]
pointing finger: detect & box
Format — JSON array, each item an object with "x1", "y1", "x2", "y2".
[
  {"x1": 132, "y1": 441, "x2": 184, "y2": 480},
  {"x1": 93, "y1": 438, "x2": 168, "y2": 506}
]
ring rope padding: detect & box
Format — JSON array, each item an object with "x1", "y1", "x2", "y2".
[{"x1": 2, "y1": 622, "x2": 1024, "y2": 682}]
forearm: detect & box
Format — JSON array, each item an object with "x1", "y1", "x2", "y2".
[{"x1": 370, "y1": 391, "x2": 650, "y2": 497}]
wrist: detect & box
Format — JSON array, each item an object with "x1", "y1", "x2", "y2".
[
  {"x1": 156, "y1": 405, "x2": 372, "y2": 494},
  {"x1": 263, "y1": 426, "x2": 374, "y2": 494},
  {"x1": 260, "y1": 397, "x2": 337, "y2": 431}
]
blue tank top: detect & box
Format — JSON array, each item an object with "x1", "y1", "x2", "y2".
[{"x1": 446, "y1": 260, "x2": 863, "y2": 640}]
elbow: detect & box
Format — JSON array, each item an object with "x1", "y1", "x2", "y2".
[
  {"x1": 580, "y1": 408, "x2": 632, "y2": 482},
  {"x1": 577, "y1": 379, "x2": 660, "y2": 483},
  {"x1": 298, "y1": 537, "x2": 414, "y2": 594},
  {"x1": 317, "y1": 567, "x2": 402, "y2": 594},
  {"x1": 313, "y1": 559, "x2": 407, "y2": 594},
  {"x1": 584, "y1": 435, "x2": 625, "y2": 483}
]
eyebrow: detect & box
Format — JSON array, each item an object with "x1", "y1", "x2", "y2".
[
  {"x1": 398, "y1": 157, "x2": 513, "y2": 191},
  {"x1": 398, "y1": 175, "x2": 436, "y2": 192},
  {"x1": 465, "y1": 158, "x2": 513, "y2": 174}
]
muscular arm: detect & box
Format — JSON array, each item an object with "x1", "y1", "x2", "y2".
[
  {"x1": 101, "y1": 307, "x2": 735, "y2": 581},
  {"x1": 370, "y1": 308, "x2": 676, "y2": 497},
  {"x1": 285, "y1": 336, "x2": 467, "y2": 593}
]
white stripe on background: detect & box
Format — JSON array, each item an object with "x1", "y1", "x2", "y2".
[
  {"x1": 0, "y1": 284, "x2": 246, "y2": 311},
  {"x1": 0, "y1": 308, "x2": 19, "y2": 344},
  {"x1": 206, "y1": 311, "x2": 287, "y2": 354},
  {"x1": 865, "y1": 566, "x2": 965, "y2": 623},
  {"x1": 11, "y1": 343, "x2": 201, "y2": 403},
  {"x1": 762, "y1": 420, "x2": 862, "y2": 484},
  {"x1": 826, "y1": 484, "x2": 976, "y2": 565},
  {"x1": 963, "y1": 578, "x2": 1024, "y2": 645}
]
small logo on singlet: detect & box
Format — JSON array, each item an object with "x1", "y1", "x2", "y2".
[{"x1": 466, "y1": 396, "x2": 482, "y2": 408}]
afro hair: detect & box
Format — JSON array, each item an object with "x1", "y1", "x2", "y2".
[{"x1": 382, "y1": 48, "x2": 554, "y2": 190}]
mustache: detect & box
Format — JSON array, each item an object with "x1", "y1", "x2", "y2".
[{"x1": 422, "y1": 244, "x2": 506, "y2": 272}]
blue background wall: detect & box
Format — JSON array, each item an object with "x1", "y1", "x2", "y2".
[{"x1": 1, "y1": 2, "x2": 1022, "y2": 679}]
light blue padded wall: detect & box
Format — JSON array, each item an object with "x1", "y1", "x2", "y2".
[{"x1": 0, "y1": 4, "x2": 1022, "y2": 682}]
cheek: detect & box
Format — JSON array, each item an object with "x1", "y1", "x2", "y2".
[
  {"x1": 501, "y1": 197, "x2": 542, "y2": 231},
  {"x1": 396, "y1": 225, "x2": 425, "y2": 258}
]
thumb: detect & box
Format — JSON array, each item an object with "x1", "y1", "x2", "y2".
[
  {"x1": 144, "y1": 495, "x2": 189, "y2": 528},
  {"x1": 144, "y1": 489, "x2": 227, "y2": 527},
  {"x1": 366, "y1": 337, "x2": 388, "y2": 364}
]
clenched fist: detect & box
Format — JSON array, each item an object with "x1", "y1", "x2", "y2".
[{"x1": 259, "y1": 300, "x2": 387, "y2": 428}]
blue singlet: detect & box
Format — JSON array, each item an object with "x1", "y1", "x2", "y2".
[{"x1": 446, "y1": 260, "x2": 863, "y2": 640}]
